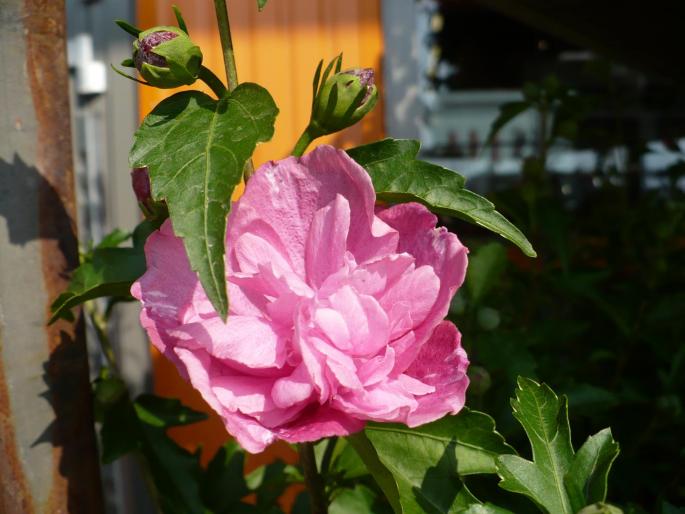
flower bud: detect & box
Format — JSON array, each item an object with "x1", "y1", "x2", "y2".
[
  {"x1": 131, "y1": 167, "x2": 167, "y2": 220},
  {"x1": 133, "y1": 26, "x2": 202, "y2": 88},
  {"x1": 311, "y1": 67, "x2": 378, "y2": 134},
  {"x1": 577, "y1": 503, "x2": 623, "y2": 514}
]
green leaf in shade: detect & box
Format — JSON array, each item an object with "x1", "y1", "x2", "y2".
[
  {"x1": 96, "y1": 228, "x2": 132, "y2": 248},
  {"x1": 330, "y1": 485, "x2": 380, "y2": 514},
  {"x1": 257, "y1": 0, "x2": 268, "y2": 10},
  {"x1": 49, "y1": 245, "x2": 145, "y2": 323},
  {"x1": 565, "y1": 428, "x2": 620, "y2": 513},
  {"x1": 347, "y1": 139, "x2": 536, "y2": 258},
  {"x1": 202, "y1": 441, "x2": 250, "y2": 512},
  {"x1": 347, "y1": 432, "x2": 403, "y2": 514},
  {"x1": 496, "y1": 377, "x2": 575, "y2": 514},
  {"x1": 95, "y1": 386, "x2": 209, "y2": 514},
  {"x1": 133, "y1": 394, "x2": 208, "y2": 428},
  {"x1": 350, "y1": 410, "x2": 514, "y2": 514},
  {"x1": 129, "y1": 84, "x2": 278, "y2": 319},
  {"x1": 465, "y1": 242, "x2": 508, "y2": 304},
  {"x1": 485, "y1": 101, "x2": 530, "y2": 147}
]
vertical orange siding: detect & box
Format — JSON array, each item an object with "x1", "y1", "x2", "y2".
[
  {"x1": 138, "y1": 0, "x2": 384, "y2": 165},
  {"x1": 136, "y1": 0, "x2": 385, "y2": 489}
]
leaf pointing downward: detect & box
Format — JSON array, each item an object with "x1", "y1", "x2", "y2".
[
  {"x1": 347, "y1": 139, "x2": 536, "y2": 258},
  {"x1": 129, "y1": 84, "x2": 278, "y2": 319}
]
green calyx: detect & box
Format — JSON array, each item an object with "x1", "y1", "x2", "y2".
[
  {"x1": 133, "y1": 26, "x2": 202, "y2": 89},
  {"x1": 310, "y1": 68, "x2": 378, "y2": 135}
]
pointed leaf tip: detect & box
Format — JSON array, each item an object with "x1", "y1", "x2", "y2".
[
  {"x1": 347, "y1": 138, "x2": 537, "y2": 258},
  {"x1": 129, "y1": 85, "x2": 278, "y2": 319}
]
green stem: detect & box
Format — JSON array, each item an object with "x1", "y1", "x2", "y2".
[
  {"x1": 213, "y1": 0, "x2": 255, "y2": 183},
  {"x1": 320, "y1": 436, "x2": 338, "y2": 477},
  {"x1": 85, "y1": 301, "x2": 119, "y2": 375},
  {"x1": 198, "y1": 65, "x2": 227, "y2": 99},
  {"x1": 213, "y1": 0, "x2": 239, "y2": 91},
  {"x1": 298, "y1": 442, "x2": 329, "y2": 514},
  {"x1": 292, "y1": 124, "x2": 320, "y2": 157}
]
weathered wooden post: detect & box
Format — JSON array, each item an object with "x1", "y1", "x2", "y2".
[{"x1": 0, "y1": 0, "x2": 104, "y2": 512}]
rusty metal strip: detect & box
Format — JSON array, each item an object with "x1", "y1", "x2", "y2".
[{"x1": 0, "y1": 0, "x2": 104, "y2": 512}]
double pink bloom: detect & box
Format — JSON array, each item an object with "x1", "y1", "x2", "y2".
[{"x1": 132, "y1": 146, "x2": 469, "y2": 453}]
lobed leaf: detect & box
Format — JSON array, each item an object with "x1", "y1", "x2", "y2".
[
  {"x1": 129, "y1": 85, "x2": 278, "y2": 319},
  {"x1": 496, "y1": 377, "x2": 575, "y2": 514},
  {"x1": 565, "y1": 428, "x2": 620, "y2": 512},
  {"x1": 347, "y1": 139, "x2": 536, "y2": 257}
]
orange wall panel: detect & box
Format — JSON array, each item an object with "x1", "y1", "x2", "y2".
[{"x1": 136, "y1": 0, "x2": 385, "y2": 495}]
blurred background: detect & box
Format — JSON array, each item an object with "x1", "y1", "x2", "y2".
[{"x1": 64, "y1": 0, "x2": 684, "y2": 512}]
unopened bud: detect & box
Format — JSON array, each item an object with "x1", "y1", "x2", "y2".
[
  {"x1": 311, "y1": 67, "x2": 378, "y2": 134},
  {"x1": 131, "y1": 167, "x2": 167, "y2": 220},
  {"x1": 133, "y1": 26, "x2": 202, "y2": 88},
  {"x1": 577, "y1": 503, "x2": 623, "y2": 514}
]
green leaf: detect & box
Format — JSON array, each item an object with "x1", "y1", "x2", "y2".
[
  {"x1": 333, "y1": 438, "x2": 370, "y2": 480},
  {"x1": 485, "y1": 101, "x2": 530, "y2": 147},
  {"x1": 133, "y1": 394, "x2": 208, "y2": 428},
  {"x1": 96, "y1": 228, "x2": 132, "y2": 248},
  {"x1": 352, "y1": 410, "x2": 514, "y2": 514},
  {"x1": 330, "y1": 485, "x2": 379, "y2": 514},
  {"x1": 347, "y1": 432, "x2": 403, "y2": 514},
  {"x1": 49, "y1": 221, "x2": 159, "y2": 324},
  {"x1": 465, "y1": 242, "x2": 508, "y2": 304},
  {"x1": 202, "y1": 441, "x2": 249, "y2": 512},
  {"x1": 458, "y1": 504, "x2": 515, "y2": 514},
  {"x1": 564, "y1": 428, "x2": 620, "y2": 512},
  {"x1": 347, "y1": 139, "x2": 536, "y2": 258},
  {"x1": 129, "y1": 85, "x2": 278, "y2": 319},
  {"x1": 49, "y1": 246, "x2": 145, "y2": 323},
  {"x1": 366, "y1": 410, "x2": 515, "y2": 477},
  {"x1": 496, "y1": 377, "x2": 575, "y2": 514},
  {"x1": 257, "y1": 0, "x2": 268, "y2": 10},
  {"x1": 139, "y1": 423, "x2": 206, "y2": 514}
]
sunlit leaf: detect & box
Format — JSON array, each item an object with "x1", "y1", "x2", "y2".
[
  {"x1": 130, "y1": 85, "x2": 278, "y2": 319},
  {"x1": 347, "y1": 139, "x2": 536, "y2": 257}
]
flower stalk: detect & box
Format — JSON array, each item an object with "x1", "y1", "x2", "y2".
[
  {"x1": 213, "y1": 0, "x2": 239, "y2": 91},
  {"x1": 298, "y1": 442, "x2": 329, "y2": 514},
  {"x1": 213, "y1": 0, "x2": 255, "y2": 180}
]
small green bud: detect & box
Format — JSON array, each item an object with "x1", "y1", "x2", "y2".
[
  {"x1": 311, "y1": 67, "x2": 378, "y2": 135},
  {"x1": 133, "y1": 26, "x2": 202, "y2": 88},
  {"x1": 577, "y1": 503, "x2": 623, "y2": 514}
]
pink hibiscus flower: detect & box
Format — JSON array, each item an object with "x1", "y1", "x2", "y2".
[{"x1": 132, "y1": 145, "x2": 469, "y2": 453}]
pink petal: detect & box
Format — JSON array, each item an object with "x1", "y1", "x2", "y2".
[
  {"x1": 306, "y1": 194, "x2": 351, "y2": 288},
  {"x1": 170, "y1": 315, "x2": 287, "y2": 370},
  {"x1": 377, "y1": 203, "x2": 468, "y2": 371},
  {"x1": 271, "y1": 365, "x2": 314, "y2": 409},
  {"x1": 174, "y1": 347, "x2": 276, "y2": 453},
  {"x1": 405, "y1": 321, "x2": 470, "y2": 426},
  {"x1": 274, "y1": 407, "x2": 364, "y2": 444}
]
